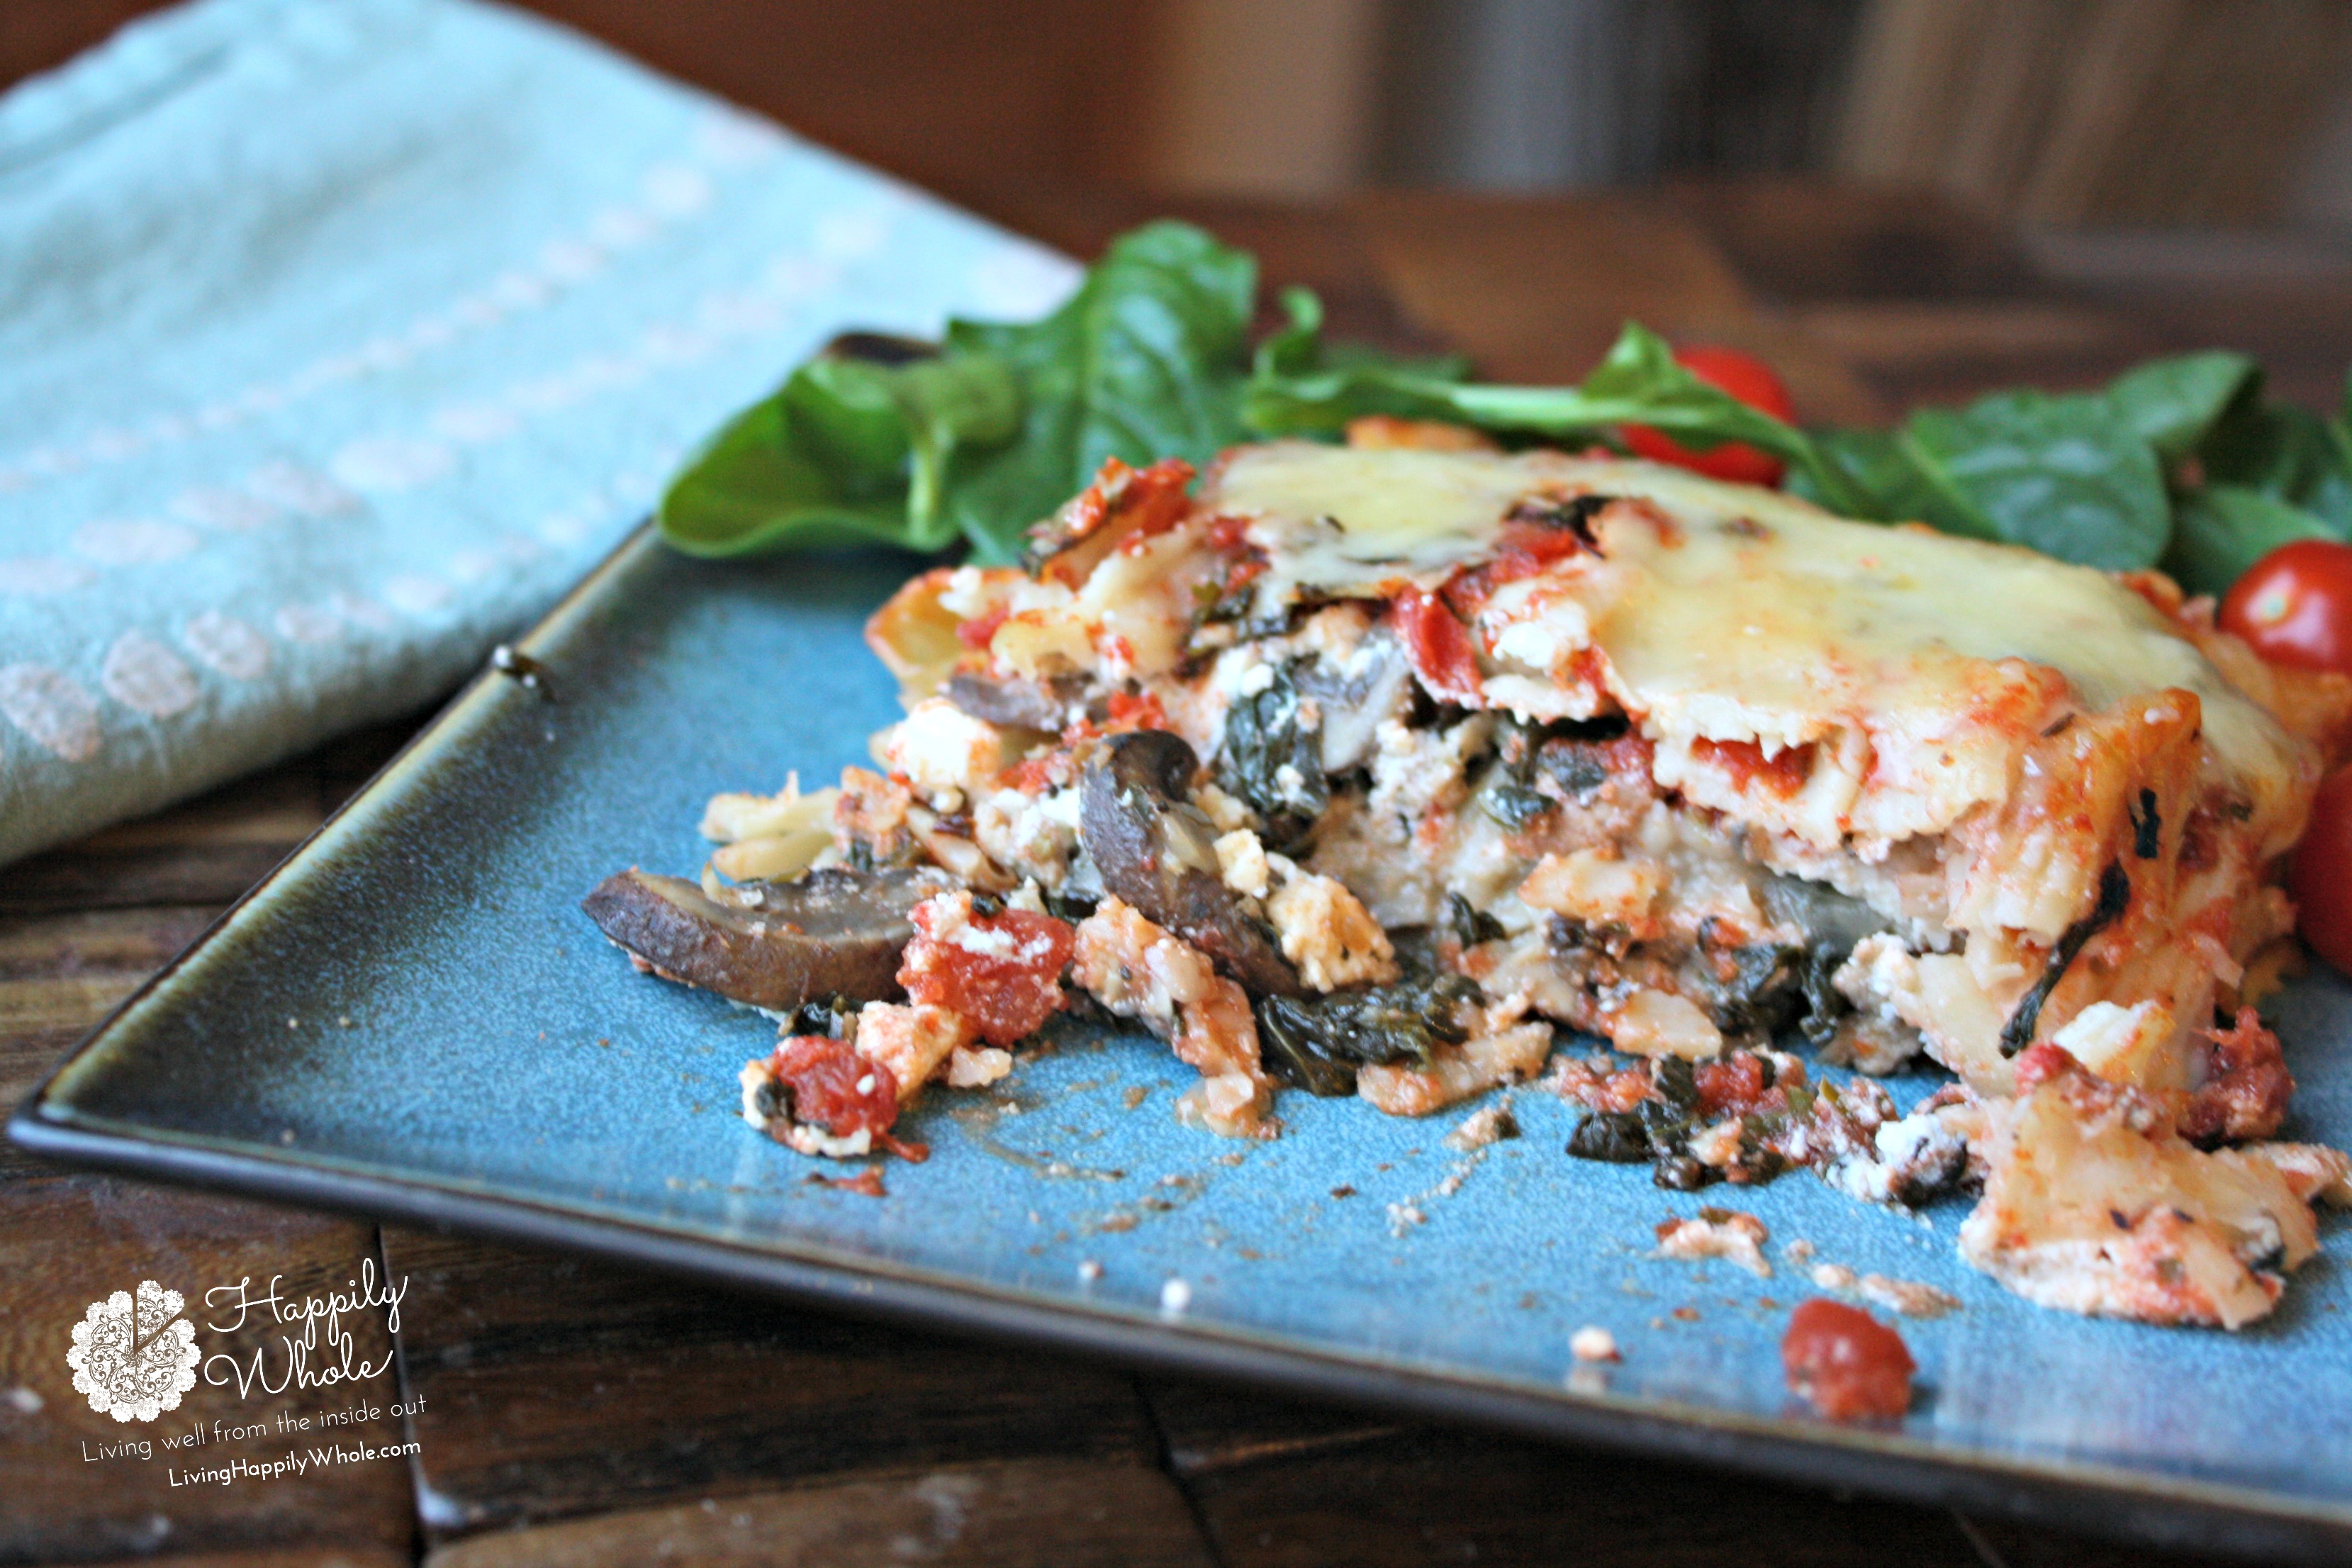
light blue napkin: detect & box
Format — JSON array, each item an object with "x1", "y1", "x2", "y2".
[{"x1": 0, "y1": 0, "x2": 1077, "y2": 868}]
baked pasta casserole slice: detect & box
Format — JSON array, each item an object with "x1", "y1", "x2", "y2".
[{"x1": 588, "y1": 427, "x2": 2352, "y2": 1328}]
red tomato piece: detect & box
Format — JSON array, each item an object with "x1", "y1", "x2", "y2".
[
  {"x1": 1691, "y1": 737, "x2": 1815, "y2": 799},
  {"x1": 1781, "y1": 1299, "x2": 1915, "y2": 1421},
  {"x1": 899, "y1": 899, "x2": 1075, "y2": 1046},
  {"x1": 1623, "y1": 345, "x2": 1796, "y2": 486},
  {"x1": 2010, "y1": 1041, "x2": 2081, "y2": 1094},
  {"x1": 769, "y1": 1035, "x2": 901, "y2": 1141},
  {"x1": 955, "y1": 603, "x2": 1011, "y2": 650},
  {"x1": 1392, "y1": 585, "x2": 1484, "y2": 705},
  {"x1": 1693, "y1": 1052, "x2": 1770, "y2": 1119},
  {"x1": 2219, "y1": 539, "x2": 2352, "y2": 676},
  {"x1": 2292, "y1": 766, "x2": 2352, "y2": 975}
]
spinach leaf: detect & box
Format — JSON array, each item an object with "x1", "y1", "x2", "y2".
[
  {"x1": 1241, "y1": 286, "x2": 1473, "y2": 435},
  {"x1": 1788, "y1": 425, "x2": 1947, "y2": 525},
  {"x1": 2105, "y1": 350, "x2": 2256, "y2": 461},
  {"x1": 2164, "y1": 484, "x2": 2335, "y2": 598},
  {"x1": 1215, "y1": 663, "x2": 1327, "y2": 847},
  {"x1": 659, "y1": 216, "x2": 2320, "y2": 590},
  {"x1": 661, "y1": 346, "x2": 1020, "y2": 556},
  {"x1": 1902, "y1": 391, "x2": 2171, "y2": 569},
  {"x1": 2199, "y1": 376, "x2": 2352, "y2": 534},
  {"x1": 1796, "y1": 389, "x2": 2173, "y2": 566},
  {"x1": 1255, "y1": 975, "x2": 1483, "y2": 1097},
  {"x1": 658, "y1": 362, "x2": 926, "y2": 558},
  {"x1": 946, "y1": 220, "x2": 1257, "y2": 561},
  {"x1": 661, "y1": 221, "x2": 1258, "y2": 563}
]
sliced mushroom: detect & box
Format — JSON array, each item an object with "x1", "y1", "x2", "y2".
[
  {"x1": 582, "y1": 866, "x2": 952, "y2": 1012},
  {"x1": 1079, "y1": 731, "x2": 1305, "y2": 997},
  {"x1": 944, "y1": 670, "x2": 1075, "y2": 732}
]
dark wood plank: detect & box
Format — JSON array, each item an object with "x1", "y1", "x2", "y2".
[
  {"x1": 0, "y1": 712, "x2": 419, "y2": 916},
  {"x1": 1171, "y1": 1421, "x2": 1992, "y2": 1568},
  {"x1": 1141, "y1": 1377, "x2": 1404, "y2": 1476},
  {"x1": 419, "y1": 1459, "x2": 1214, "y2": 1568},
  {"x1": 0, "y1": 768, "x2": 323, "y2": 914},
  {"x1": 1350, "y1": 189, "x2": 1890, "y2": 427},
  {"x1": 1668, "y1": 178, "x2": 2044, "y2": 306},
  {"x1": 0, "y1": 1170, "x2": 413, "y2": 1564},
  {"x1": 382, "y1": 1228, "x2": 1160, "y2": 1542},
  {"x1": 64, "y1": 1550, "x2": 408, "y2": 1568},
  {"x1": 0, "y1": 905, "x2": 225, "y2": 1178}
]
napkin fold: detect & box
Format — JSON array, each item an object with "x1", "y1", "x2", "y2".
[{"x1": 0, "y1": 0, "x2": 1077, "y2": 868}]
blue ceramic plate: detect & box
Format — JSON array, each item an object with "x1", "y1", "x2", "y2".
[{"x1": 18, "y1": 527, "x2": 2352, "y2": 1559}]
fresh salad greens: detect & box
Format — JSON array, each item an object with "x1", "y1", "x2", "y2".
[{"x1": 658, "y1": 220, "x2": 2352, "y2": 593}]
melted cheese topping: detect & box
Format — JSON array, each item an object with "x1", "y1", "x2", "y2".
[{"x1": 1204, "y1": 442, "x2": 2299, "y2": 808}]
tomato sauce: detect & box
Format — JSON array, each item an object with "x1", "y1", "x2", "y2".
[
  {"x1": 1781, "y1": 1298, "x2": 1915, "y2": 1421},
  {"x1": 900, "y1": 902, "x2": 1075, "y2": 1046},
  {"x1": 770, "y1": 1036, "x2": 901, "y2": 1141},
  {"x1": 1393, "y1": 586, "x2": 1484, "y2": 704}
]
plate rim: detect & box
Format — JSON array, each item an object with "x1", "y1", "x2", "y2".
[
  {"x1": 11, "y1": 520, "x2": 2351, "y2": 1564},
  {"x1": 16, "y1": 1105, "x2": 2352, "y2": 1562}
]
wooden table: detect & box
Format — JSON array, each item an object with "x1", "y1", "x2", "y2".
[{"x1": 9, "y1": 183, "x2": 2350, "y2": 1567}]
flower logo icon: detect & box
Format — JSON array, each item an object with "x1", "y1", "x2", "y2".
[{"x1": 67, "y1": 1280, "x2": 198, "y2": 1422}]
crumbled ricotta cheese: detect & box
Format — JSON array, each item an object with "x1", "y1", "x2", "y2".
[
  {"x1": 946, "y1": 1045, "x2": 1014, "y2": 1088},
  {"x1": 878, "y1": 698, "x2": 1006, "y2": 800},
  {"x1": 1214, "y1": 829, "x2": 1272, "y2": 900},
  {"x1": 1654, "y1": 1209, "x2": 1771, "y2": 1278},
  {"x1": 1265, "y1": 866, "x2": 1399, "y2": 991}
]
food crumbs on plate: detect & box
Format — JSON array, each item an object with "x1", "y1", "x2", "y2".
[
  {"x1": 1331, "y1": 1185, "x2": 1357, "y2": 1199},
  {"x1": 1570, "y1": 1325, "x2": 1620, "y2": 1362},
  {"x1": 1123, "y1": 1085, "x2": 1150, "y2": 1109},
  {"x1": 1811, "y1": 1262, "x2": 1961, "y2": 1319},
  {"x1": 1783, "y1": 1238, "x2": 1816, "y2": 1265},
  {"x1": 1671, "y1": 1306, "x2": 1701, "y2": 1322},
  {"x1": 1077, "y1": 1259, "x2": 1103, "y2": 1284},
  {"x1": 1445, "y1": 1101, "x2": 1521, "y2": 1152},
  {"x1": 1160, "y1": 1277, "x2": 1192, "y2": 1316},
  {"x1": 808, "y1": 1167, "x2": 887, "y2": 1197},
  {"x1": 1654, "y1": 1208, "x2": 1771, "y2": 1278},
  {"x1": 286, "y1": 1017, "x2": 299, "y2": 1029},
  {"x1": 1783, "y1": 1298, "x2": 1915, "y2": 1421},
  {"x1": 1216, "y1": 1152, "x2": 1245, "y2": 1167}
]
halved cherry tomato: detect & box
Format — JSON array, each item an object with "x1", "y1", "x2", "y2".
[
  {"x1": 2219, "y1": 539, "x2": 2352, "y2": 676},
  {"x1": 2293, "y1": 766, "x2": 2352, "y2": 975},
  {"x1": 1623, "y1": 345, "x2": 1796, "y2": 486}
]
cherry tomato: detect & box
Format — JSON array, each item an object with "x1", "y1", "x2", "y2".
[
  {"x1": 2219, "y1": 540, "x2": 2352, "y2": 675},
  {"x1": 1623, "y1": 345, "x2": 1796, "y2": 486},
  {"x1": 2292, "y1": 766, "x2": 2352, "y2": 975}
]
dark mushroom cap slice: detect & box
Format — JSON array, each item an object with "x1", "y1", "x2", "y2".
[
  {"x1": 1078, "y1": 730, "x2": 1305, "y2": 997},
  {"x1": 944, "y1": 670, "x2": 1075, "y2": 732},
  {"x1": 581, "y1": 865, "x2": 952, "y2": 1013}
]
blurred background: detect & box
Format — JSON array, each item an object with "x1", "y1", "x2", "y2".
[
  {"x1": 14, "y1": 0, "x2": 2352, "y2": 225},
  {"x1": 17, "y1": 0, "x2": 2352, "y2": 411}
]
